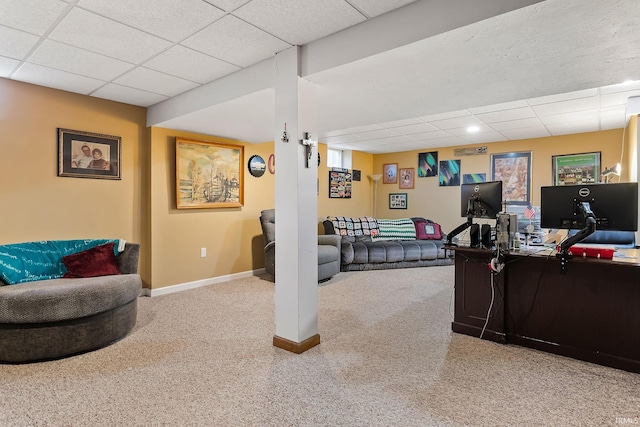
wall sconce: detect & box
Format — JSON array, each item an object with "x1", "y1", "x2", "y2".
[
  {"x1": 602, "y1": 163, "x2": 621, "y2": 183},
  {"x1": 300, "y1": 132, "x2": 316, "y2": 168}
]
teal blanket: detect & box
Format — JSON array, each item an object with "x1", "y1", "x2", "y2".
[{"x1": 0, "y1": 239, "x2": 124, "y2": 285}]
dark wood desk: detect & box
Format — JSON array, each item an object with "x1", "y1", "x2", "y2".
[{"x1": 452, "y1": 246, "x2": 640, "y2": 374}]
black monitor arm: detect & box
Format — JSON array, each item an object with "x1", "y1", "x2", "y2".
[
  {"x1": 446, "y1": 196, "x2": 478, "y2": 246},
  {"x1": 556, "y1": 201, "x2": 597, "y2": 272}
]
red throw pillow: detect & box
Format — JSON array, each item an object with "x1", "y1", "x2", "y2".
[
  {"x1": 415, "y1": 220, "x2": 443, "y2": 240},
  {"x1": 63, "y1": 242, "x2": 121, "y2": 278}
]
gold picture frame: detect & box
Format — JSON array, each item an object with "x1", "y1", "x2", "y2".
[
  {"x1": 57, "y1": 128, "x2": 121, "y2": 180},
  {"x1": 176, "y1": 138, "x2": 244, "y2": 209},
  {"x1": 399, "y1": 167, "x2": 415, "y2": 189}
]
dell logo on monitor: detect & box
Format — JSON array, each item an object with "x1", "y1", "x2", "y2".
[{"x1": 578, "y1": 187, "x2": 591, "y2": 197}]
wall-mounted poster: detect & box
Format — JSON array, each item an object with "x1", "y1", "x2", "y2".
[
  {"x1": 329, "y1": 169, "x2": 352, "y2": 198},
  {"x1": 439, "y1": 160, "x2": 461, "y2": 186},
  {"x1": 491, "y1": 151, "x2": 531, "y2": 205},
  {"x1": 418, "y1": 151, "x2": 438, "y2": 177},
  {"x1": 462, "y1": 173, "x2": 486, "y2": 184},
  {"x1": 552, "y1": 152, "x2": 600, "y2": 185},
  {"x1": 176, "y1": 138, "x2": 244, "y2": 209}
]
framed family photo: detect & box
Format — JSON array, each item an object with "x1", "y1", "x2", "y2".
[
  {"x1": 389, "y1": 193, "x2": 408, "y2": 209},
  {"x1": 399, "y1": 168, "x2": 415, "y2": 189},
  {"x1": 176, "y1": 138, "x2": 244, "y2": 209},
  {"x1": 57, "y1": 128, "x2": 121, "y2": 180}
]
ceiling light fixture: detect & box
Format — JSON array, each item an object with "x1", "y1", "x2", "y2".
[{"x1": 467, "y1": 126, "x2": 480, "y2": 133}]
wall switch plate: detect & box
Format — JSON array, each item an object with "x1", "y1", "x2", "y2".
[{"x1": 200, "y1": 248, "x2": 206, "y2": 258}]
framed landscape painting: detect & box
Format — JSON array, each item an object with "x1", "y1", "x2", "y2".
[{"x1": 176, "y1": 138, "x2": 244, "y2": 209}]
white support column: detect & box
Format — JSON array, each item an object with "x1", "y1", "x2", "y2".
[{"x1": 273, "y1": 46, "x2": 320, "y2": 353}]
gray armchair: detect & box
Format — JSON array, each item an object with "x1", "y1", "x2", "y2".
[{"x1": 259, "y1": 209, "x2": 341, "y2": 282}]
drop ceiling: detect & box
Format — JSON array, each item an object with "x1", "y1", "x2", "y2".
[{"x1": 1, "y1": 0, "x2": 639, "y2": 153}]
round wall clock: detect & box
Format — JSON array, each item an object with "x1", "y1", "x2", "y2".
[{"x1": 248, "y1": 155, "x2": 266, "y2": 177}]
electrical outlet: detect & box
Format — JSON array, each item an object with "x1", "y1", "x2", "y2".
[{"x1": 200, "y1": 247, "x2": 206, "y2": 258}]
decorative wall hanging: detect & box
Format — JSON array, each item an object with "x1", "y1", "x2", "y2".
[
  {"x1": 439, "y1": 160, "x2": 461, "y2": 187},
  {"x1": 389, "y1": 193, "x2": 408, "y2": 209},
  {"x1": 268, "y1": 154, "x2": 275, "y2": 174},
  {"x1": 383, "y1": 163, "x2": 398, "y2": 184},
  {"x1": 399, "y1": 168, "x2": 415, "y2": 189},
  {"x1": 453, "y1": 146, "x2": 488, "y2": 157},
  {"x1": 176, "y1": 138, "x2": 244, "y2": 209},
  {"x1": 491, "y1": 151, "x2": 531, "y2": 205},
  {"x1": 552, "y1": 152, "x2": 600, "y2": 186},
  {"x1": 329, "y1": 169, "x2": 352, "y2": 198},
  {"x1": 58, "y1": 128, "x2": 121, "y2": 180},
  {"x1": 462, "y1": 173, "x2": 486, "y2": 184},
  {"x1": 418, "y1": 152, "x2": 438, "y2": 177},
  {"x1": 352, "y1": 170, "x2": 361, "y2": 181},
  {"x1": 247, "y1": 155, "x2": 266, "y2": 177}
]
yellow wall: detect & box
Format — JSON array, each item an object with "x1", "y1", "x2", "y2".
[
  {"x1": 372, "y1": 129, "x2": 627, "y2": 233},
  {"x1": 0, "y1": 78, "x2": 150, "y2": 283}
]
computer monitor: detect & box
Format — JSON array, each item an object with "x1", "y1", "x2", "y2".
[
  {"x1": 540, "y1": 182, "x2": 638, "y2": 231},
  {"x1": 460, "y1": 181, "x2": 503, "y2": 219}
]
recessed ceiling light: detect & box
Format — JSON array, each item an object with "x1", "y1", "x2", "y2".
[{"x1": 467, "y1": 126, "x2": 480, "y2": 133}]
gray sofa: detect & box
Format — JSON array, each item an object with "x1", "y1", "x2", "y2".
[
  {"x1": 323, "y1": 217, "x2": 454, "y2": 271},
  {"x1": 260, "y1": 209, "x2": 341, "y2": 281},
  {"x1": 0, "y1": 243, "x2": 142, "y2": 363}
]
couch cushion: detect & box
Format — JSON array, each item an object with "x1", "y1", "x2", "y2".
[
  {"x1": 371, "y1": 218, "x2": 417, "y2": 241},
  {"x1": 63, "y1": 242, "x2": 121, "y2": 278}
]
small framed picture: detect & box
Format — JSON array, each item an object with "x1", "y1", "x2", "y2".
[
  {"x1": 58, "y1": 128, "x2": 121, "y2": 180},
  {"x1": 389, "y1": 193, "x2": 408, "y2": 209},
  {"x1": 383, "y1": 163, "x2": 398, "y2": 184},
  {"x1": 399, "y1": 168, "x2": 415, "y2": 189}
]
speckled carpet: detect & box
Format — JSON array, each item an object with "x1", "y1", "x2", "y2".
[{"x1": 1, "y1": 265, "x2": 638, "y2": 426}]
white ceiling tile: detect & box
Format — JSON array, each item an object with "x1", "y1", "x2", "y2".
[
  {"x1": 447, "y1": 124, "x2": 494, "y2": 136},
  {"x1": 91, "y1": 83, "x2": 168, "y2": 107},
  {"x1": 532, "y1": 96, "x2": 599, "y2": 116},
  {"x1": 389, "y1": 122, "x2": 438, "y2": 135},
  {"x1": 538, "y1": 109, "x2": 599, "y2": 125},
  {"x1": 488, "y1": 117, "x2": 542, "y2": 131},
  {"x1": 407, "y1": 130, "x2": 452, "y2": 141},
  {"x1": 322, "y1": 134, "x2": 366, "y2": 144},
  {"x1": 377, "y1": 117, "x2": 423, "y2": 128},
  {"x1": 319, "y1": 124, "x2": 382, "y2": 137},
  {"x1": 419, "y1": 110, "x2": 469, "y2": 122},
  {"x1": 427, "y1": 137, "x2": 468, "y2": 147},
  {"x1": 347, "y1": 0, "x2": 417, "y2": 18},
  {"x1": 474, "y1": 106, "x2": 536, "y2": 123},
  {"x1": 600, "y1": 80, "x2": 640, "y2": 94},
  {"x1": 467, "y1": 100, "x2": 529, "y2": 114},
  {"x1": 600, "y1": 105, "x2": 626, "y2": 130},
  {"x1": 527, "y1": 88, "x2": 598, "y2": 106},
  {"x1": 77, "y1": 0, "x2": 225, "y2": 43},
  {"x1": 601, "y1": 89, "x2": 640, "y2": 108},
  {"x1": 0, "y1": 25, "x2": 40, "y2": 59},
  {"x1": 49, "y1": 8, "x2": 171, "y2": 63},
  {"x1": 545, "y1": 121, "x2": 599, "y2": 136},
  {"x1": 29, "y1": 39, "x2": 133, "y2": 81},
  {"x1": 0, "y1": 0, "x2": 68, "y2": 35},
  {"x1": 203, "y1": 0, "x2": 248, "y2": 12},
  {"x1": 182, "y1": 15, "x2": 291, "y2": 67},
  {"x1": 114, "y1": 67, "x2": 199, "y2": 97},
  {"x1": 429, "y1": 115, "x2": 484, "y2": 130},
  {"x1": 143, "y1": 46, "x2": 240, "y2": 84},
  {"x1": 233, "y1": 0, "x2": 365, "y2": 45},
  {"x1": 369, "y1": 135, "x2": 414, "y2": 145},
  {"x1": 0, "y1": 56, "x2": 20, "y2": 77},
  {"x1": 498, "y1": 126, "x2": 551, "y2": 140},
  {"x1": 13, "y1": 62, "x2": 105, "y2": 94},
  {"x1": 458, "y1": 131, "x2": 507, "y2": 144},
  {"x1": 356, "y1": 128, "x2": 401, "y2": 139}
]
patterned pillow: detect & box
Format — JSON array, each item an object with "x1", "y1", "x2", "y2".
[
  {"x1": 371, "y1": 218, "x2": 417, "y2": 241},
  {"x1": 327, "y1": 216, "x2": 379, "y2": 239}
]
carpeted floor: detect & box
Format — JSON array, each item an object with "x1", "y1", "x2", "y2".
[{"x1": 1, "y1": 265, "x2": 639, "y2": 426}]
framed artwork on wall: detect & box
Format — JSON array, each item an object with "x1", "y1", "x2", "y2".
[
  {"x1": 491, "y1": 151, "x2": 531, "y2": 205},
  {"x1": 399, "y1": 168, "x2": 415, "y2": 189},
  {"x1": 418, "y1": 151, "x2": 438, "y2": 177},
  {"x1": 176, "y1": 138, "x2": 244, "y2": 209},
  {"x1": 552, "y1": 152, "x2": 601, "y2": 185},
  {"x1": 463, "y1": 173, "x2": 486, "y2": 184},
  {"x1": 389, "y1": 193, "x2": 408, "y2": 209},
  {"x1": 57, "y1": 128, "x2": 121, "y2": 180},
  {"x1": 329, "y1": 169, "x2": 352, "y2": 198},
  {"x1": 383, "y1": 163, "x2": 398, "y2": 184},
  {"x1": 438, "y1": 160, "x2": 461, "y2": 186}
]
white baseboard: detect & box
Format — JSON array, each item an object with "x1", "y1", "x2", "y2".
[{"x1": 142, "y1": 268, "x2": 266, "y2": 297}]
